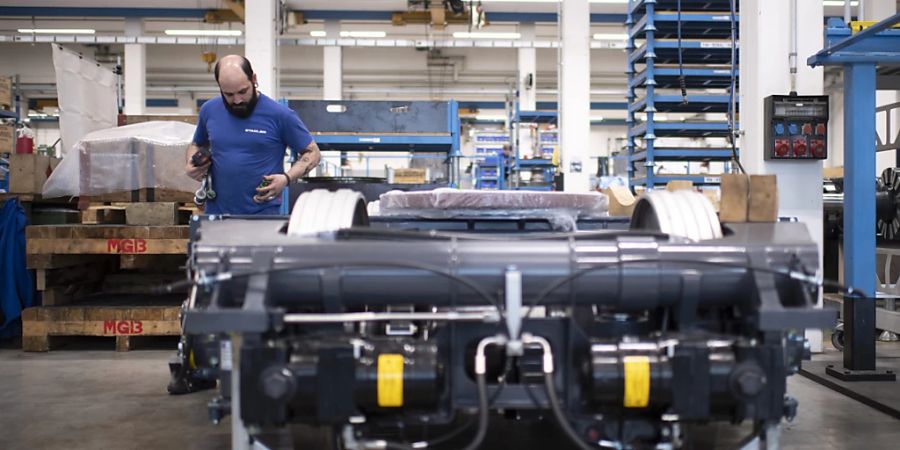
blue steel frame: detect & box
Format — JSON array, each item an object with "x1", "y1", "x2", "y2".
[
  {"x1": 626, "y1": 0, "x2": 739, "y2": 190},
  {"x1": 809, "y1": 13, "x2": 900, "y2": 373},
  {"x1": 280, "y1": 100, "x2": 461, "y2": 213}
]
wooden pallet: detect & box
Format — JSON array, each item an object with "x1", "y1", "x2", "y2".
[
  {"x1": 86, "y1": 188, "x2": 195, "y2": 204},
  {"x1": 25, "y1": 225, "x2": 189, "y2": 305},
  {"x1": 21, "y1": 299, "x2": 182, "y2": 352},
  {"x1": 80, "y1": 202, "x2": 198, "y2": 225},
  {"x1": 26, "y1": 224, "x2": 189, "y2": 255}
]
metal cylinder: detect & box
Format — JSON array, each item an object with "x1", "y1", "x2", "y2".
[
  {"x1": 585, "y1": 342, "x2": 741, "y2": 412},
  {"x1": 198, "y1": 232, "x2": 813, "y2": 311},
  {"x1": 284, "y1": 339, "x2": 442, "y2": 417}
]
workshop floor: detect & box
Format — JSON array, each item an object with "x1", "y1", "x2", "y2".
[{"x1": 0, "y1": 338, "x2": 897, "y2": 450}]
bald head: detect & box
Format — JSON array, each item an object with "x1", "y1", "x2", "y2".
[
  {"x1": 214, "y1": 55, "x2": 259, "y2": 118},
  {"x1": 214, "y1": 55, "x2": 254, "y2": 83}
]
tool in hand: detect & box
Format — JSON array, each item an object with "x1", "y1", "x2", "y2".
[{"x1": 192, "y1": 147, "x2": 215, "y2": 206}]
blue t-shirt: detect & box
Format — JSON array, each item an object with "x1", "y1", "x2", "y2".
[{"x1": 192, "y1": 94, "x2": 313, "y2": 215}]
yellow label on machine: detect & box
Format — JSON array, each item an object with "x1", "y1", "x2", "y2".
[
  {"x1": 377, "y1": 354, "x2": 404, "y2": 407},
  {"x1": 623, "y1": 355, "x2": 650, "y2": 408}
]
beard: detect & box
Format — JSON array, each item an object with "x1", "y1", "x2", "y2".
[{"x1": 222, "y1": 87, "x2": 259, "y2": 118}]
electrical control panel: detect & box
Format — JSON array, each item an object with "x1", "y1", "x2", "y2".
[{"x1": 764, "y1": 94, "x2": 829, "y2": 160}]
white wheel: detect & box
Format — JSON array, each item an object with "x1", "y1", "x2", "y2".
[
  {"x1": 630, "y1": 190, "x2": 722, "y2": 241},
  {"x1": 287, "y1": 189, "x2": 369, "y2": 236}
]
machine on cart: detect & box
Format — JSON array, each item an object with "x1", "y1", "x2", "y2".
[{"x1": 170, "y1": 188, "x2": 834, "y2": 450}]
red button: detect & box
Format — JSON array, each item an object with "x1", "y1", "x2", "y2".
[
  {"x1": 775, "y1": 139, "x2": 790, "y2": 157},
  {"x1": 816, "y1": 123, "x2": 826, "y2": 135},
  {"x1": 802, "y1": 123, "x2": 812, "y2": 135},
  {"x1": 793, "y1": 138, "x2": 807, "y2": 157},
  {"x1": 812, "y1": 139, "x2": 826, "y2": 158}
]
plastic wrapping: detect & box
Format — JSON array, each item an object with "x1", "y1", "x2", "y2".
[
  {"x1": 377, "y1": 188, "x2": 609, "y2": 231},
  {"x1": 42, "y1": 121, "x2": 199, "y2": 198}
]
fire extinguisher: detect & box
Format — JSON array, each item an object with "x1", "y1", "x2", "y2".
[{"x1": 16, "y1": 125, "x2": 34, "y2": 154}]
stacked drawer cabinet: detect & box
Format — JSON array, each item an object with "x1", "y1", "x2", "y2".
[{"x1": 627, "y1": 0, "x2": 740, "y2": 189}]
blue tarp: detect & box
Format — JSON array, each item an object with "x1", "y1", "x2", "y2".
[{"x1": 0, "y1": 198, "x2": 33, "y2": 339}]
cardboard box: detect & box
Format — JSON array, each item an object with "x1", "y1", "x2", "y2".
[
  {"x1": 9, "y1": 154, "x2": 59, "y2": 194},
  {"x1": 0, "y1": 124, "x2": 13, "y2": 152},
  {"x1": 0, "y1": 76, "x2": 12, "y2": 109},
  {"x1": 603, "y1": 185, "x2": 636, "y2": 217},
  {"x1": 748, "y1": 175, "x2": 778, "y2": 222},
  {"x1": 823, "y1": 166, "x2": 844, "y2": 180},
  {"x1": 719, "y1": 174, "x2": 750, "y2": 222},
  {"x1": 665, "y1": 180, "x2": 694, "y2": 192},
  {"x1": 391, "y1": 168, "x2": 428, "y2": 184}
]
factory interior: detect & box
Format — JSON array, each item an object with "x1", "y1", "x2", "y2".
[{"x1": 0, "y1": 1, "x2": 899, "y2": 449}]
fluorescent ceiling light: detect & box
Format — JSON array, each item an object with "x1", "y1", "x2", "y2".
[
  {"x1": 341, "y1": 31, "x2": 386, "y2": 38},
  {"x1": 464, "y1": 0, "x2": 560, "y2": 3},
  {"x1": 590, "y1": 116, "x2": 605, "y2": 121},
  {"x1": 454, "y1": 31, "x2": 521, "y2": 39},
  {"x1": 823, "y1": 1, "x2": 858, "y2": 5},
  {"x1": 165, "y1": 29, "x2": 242, "y2": 37},
  {"x1": 18, "y1": 28, "x2": 95, "y2": 34},
  {"x1": 593, "y1": 33, "x2": 628, "y2": 41},
  {"x1": 310, "y1": 31, "x2": 387, "y2": 38},
  {"x1": 462, "y1": 0, "x2": 628, "y2": 2},
  {"x1": 474, "y1": 115, "x2": 506, "y2": 121}
]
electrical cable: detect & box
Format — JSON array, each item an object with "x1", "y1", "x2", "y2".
[
  {"x1": 413, "y1": 358, "x2": 527, "y2": 448},
  {"x1": 544, "y1": 372, "x2": 598, "y2": 450},
  {"x1": 727, "y1": 0, "x2": 746, "y2": 174},
  {"x1": 461, "y1": 373, "x2": 490, "y2": 450}
]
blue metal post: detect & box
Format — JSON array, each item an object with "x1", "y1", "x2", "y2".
[
  {"x1": 279, "y1": 97, "x2": 293, "y2": 215},
  {"x1": 843, "y1": 63, "x2": 877, "y2": 370},
  {"x1": 449, "y1": 100, "x2": 461, "y2": 188}
]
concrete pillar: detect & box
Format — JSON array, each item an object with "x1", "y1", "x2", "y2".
[
  {"x1": 123, "y1": 18, "x2": 145, "y2": 115},
  {"x1": 176, "y1": 93, "x2": 195, "y2": 115},
  {"x1": 518, "y1": 23, "x2": 537, "y2": 158},
  {"x1": 245, "y1": 0, "x2": 279, "y2": 97},
  {"x1": 323, "y1": 20, "x2": 343, "y2": 100},
  {"x1": 826, "y1": 72, "x2": 845, "y2": 168},
  {"x1": 559, "y1": 0, "x2": 591, "y2": 192},
  {"x1": 741, "y1": 0, "x2": 825, "y2": 351},
  {"x1": 865, "y1": 0, "x2": 900, "y2": 175},
  {"x1": 519, "y1": 23, "x2": 537, "y2": 110}
]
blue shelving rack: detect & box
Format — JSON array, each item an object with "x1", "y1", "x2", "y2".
[
  {"x1": 507, "y1": 89, "x2": 558, "y2": 191},
  {"x1": 474, "y1": 155, "x2": 504, "y2": 190},
  {"x1": 627, "y1": 0, "x2": 739, "y2": 189},
  {"x1": 473, "y1": 131, "x2": 509, "y2": 189}
]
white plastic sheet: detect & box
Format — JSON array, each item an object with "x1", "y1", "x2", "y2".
[
  {"x1": 378, "y1": 188, "x2": 609, "y2": 231},
  {"x1": 51, "y1": 44, "x2": 118, "y2": 156},
  {"x1": 42, "y1": 121, "x2": 199, "y2": 198}
]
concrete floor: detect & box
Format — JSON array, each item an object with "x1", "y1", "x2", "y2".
[{"x1": 0, "y1": 338, "x2": 897, "y2": 450}]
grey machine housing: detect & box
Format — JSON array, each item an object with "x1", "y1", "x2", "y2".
[{"x1": 176, "y1": 190, "x2": 835, "y2": 450}]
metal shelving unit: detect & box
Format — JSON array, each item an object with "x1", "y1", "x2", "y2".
[
  {"x1": 627, "y1": 0, "x2": 739, "y2": 189},
  {"x1": 472, "y1": 131, "x2": 509, "y2": 189},
  {"x1": 506, "y1": 88, "x2": 558, "y2": 191}
]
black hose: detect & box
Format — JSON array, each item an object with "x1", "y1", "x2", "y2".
[
  {"x1": 544, "y1": 372, "x2": 597, "y2": 450},
  {"x1": 462, "y1": 373, "x2": 490, "y2": 450}
]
